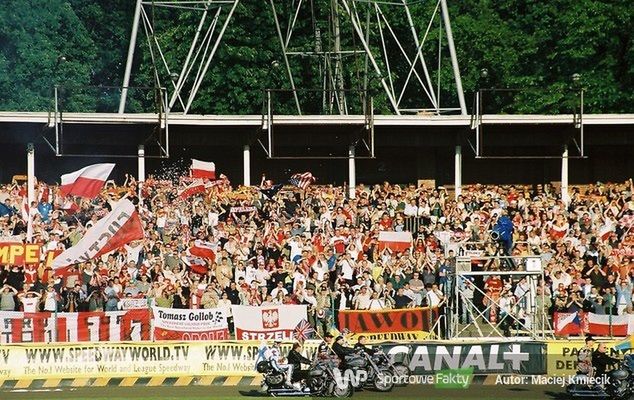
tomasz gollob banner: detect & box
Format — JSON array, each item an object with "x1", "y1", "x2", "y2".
[
  {"x1": 384, "y1": 341, "x2": 546, "y2": 375},
  {"x1": 0, "y1": 310, "x2": 150, "y2": 344},
  {"x1": 231, "y1": 305, "x2": 308, "y2": 340},
  {"x1": 338, "y1": 307, "x2": 439, "y2": 333},
  {"x1": 152, "y1": 307, "x2": 229, "y2": 341}
]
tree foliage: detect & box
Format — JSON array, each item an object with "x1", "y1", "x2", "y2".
[{"x1": 0, "y1": 0, "x2": 631, "y2": 114}]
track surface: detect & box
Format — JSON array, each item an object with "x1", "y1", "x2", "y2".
[{"x1": 1, "y1": 384, "x2": 569, "y2": 400}]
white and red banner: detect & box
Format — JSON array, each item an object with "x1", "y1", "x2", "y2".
[
  {"x1": 178, "y1": 179, "x2": 206, "y2": 199},
  {"x1": 0, "y1": 310, "x2": 150, "y2": 343},
  {"x1": 587, "y1": 313, "x2": 629, "y2": 336},
  {"x1": 378, "y1": 231, "x2": 413, "y2": 252},
  {"x1": 191, "y1": 159, "x2": 215, "y2": 180},
  {"x1": 554, "y1": 312, "x2": 634, "y2": 336},
  {"x1": 231, "y1": 305, "x2": 308, "y2": 340},
  {"x1": 51, "y1": 199, "x2": 144, "y2": 269},
  {"x1": 152, "y1": 307, "x2": 229, "y2": 341},
  {"x1": 60, "y1": 163, "x2": 115, "y2": 198}
]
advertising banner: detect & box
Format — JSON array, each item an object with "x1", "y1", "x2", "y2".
[
  {"x1": 0, "y1": 310, "x2": 151, "y2": 344},
  {"x1": 231, "y1": 305, "x2": 308, "y2": 340},
  {"x1": 546, "y1": 339, "x2": 622, "y2": 376},
  {"x1": 383, "y1": 341, "x2": 546, "y2": 375},
  {"x1": 346, "y1": 330, "x2": 430, "y2": 343},
  {"x1": 338, "y1": 307, "x2": 438, "y2": 334},
  {"x1": 0, "y1": 243, "x2": 40, "y2": 265},
  {"x1": 0, "y1": 341, "x2": 320, "y2": 379},
  {"x1": 152, "y1": 307, "x2": 229, "y2": 341}
]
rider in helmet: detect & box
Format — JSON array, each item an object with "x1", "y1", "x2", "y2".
[
  {"x1": 577, "y1": 336, "x2": 595, "y2": 377},
  {"x1": 265, "y1": 340, "x2": 293, "y2": 388}
]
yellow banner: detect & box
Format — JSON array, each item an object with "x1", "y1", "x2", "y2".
[
  {"x1": 546, "y1": 339, "x2": 621, "y2": 376},
  {"x1": 0, "y1": 341, "x2": 319, "y2": 380},
  {"x1": 346, "y1": 331, "x2": 430, "y2": 344}
]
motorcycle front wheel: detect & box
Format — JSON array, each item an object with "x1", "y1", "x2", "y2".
[
  {"x1": 329, "y1": 381, "x2": 354, "y2": 398},
  {"x1": 392, "y1": 362, "x2": 410, "y2": 386},
  {"x1": 373, "y1": 370, "x2": 395, "y2": 392}
]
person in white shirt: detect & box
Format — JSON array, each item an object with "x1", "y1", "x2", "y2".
[
  {"x1": 19, "y1": 291, "x2": 42, "y2": 313},
  {"x1": 338, "y1": 254, "x2": 355, "y2": 283},
  {"x1": 271, "y1": 281, "x2": 289, "y2": 299},
  {"x1": 426, "y1": 284, "x2": 445, "y2": 308},
  {"x1": 367, "y1": 292, "x2": 385, "y2": 310},
  {"x1": 354, "y1": 286, "x2": 372, "y2": 310}
]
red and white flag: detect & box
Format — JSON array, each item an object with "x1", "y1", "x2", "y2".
[
  {"x1": 189, "y1": 240, "x2": 216, "y2": 262},
  {"x1": 183, "y1": 255, "x2": 208, "y2": 275},
  {"x1": 59, "y1": 198, "x2": 80, "y2": 214},
  {"x1": 289, "y1": 172, "x2": 316, "y2": 190},
  {"x1": 587, "y1": 313, "x2": 628, "y2": 336},
  {"x1": 191, "y1": 159, "x2": 215, "y2": 180},
  {"x1": 178, "y1": 179, "x2": 206, "y2": 199},
  {"x1": 60, "y1": 163, "x2": 115, "y2": 199},
  {"x1": 50, "y1": 198, "x2": 144, "y2": 270},
  {"x1": 378, "y1": 231, "x2": 413, "y2": 252},
  {"x1": 619, "y1": 215, "x2": 634, "y2": 229}
]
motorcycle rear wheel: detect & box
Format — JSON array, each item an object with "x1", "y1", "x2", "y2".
[{"x1": 329, "y1": 382, "x2": 354, "y2": 398}]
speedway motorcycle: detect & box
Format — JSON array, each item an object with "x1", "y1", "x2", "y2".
[
  {"x1": 566, "y1": 354, "x2": 634, "y2": 399},
  {"x1": 257, "y1": 357, "x2": 353, "y2": 397},
  {"x1": 341, "y1": 350, "x2": 396, "y2": 392}
]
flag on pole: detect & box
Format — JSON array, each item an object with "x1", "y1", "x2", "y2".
[
  {"x1": 191, "y1": 159, "x2": 216, "y2": 180},
  {"x1": 60, "y1": 163, "x2": 115, "y2": 199},
  {"x1": 178, "y1": 179, "x2": 206, "y2": 199},
  {"x1": 293, "y1": 319, "x2": 315, "y2": 342},
  {"x1": 50, "y1": 198, "x2": 144, "y2": 270},
  {"x1": 289, "y1": 172, "x2": 316, "y2": 190}
]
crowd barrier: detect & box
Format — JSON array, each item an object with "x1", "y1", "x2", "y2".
[{"x1": 0, "y1": 338, "x2": 630, "y2": 387}]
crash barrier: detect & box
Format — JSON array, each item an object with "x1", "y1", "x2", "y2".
[
  {"x1": 1, "y1": 305, "x2": 438, "y2": 343},
  {"x1": 0, "y1": 339, "x2": 550, "y2": 380}
]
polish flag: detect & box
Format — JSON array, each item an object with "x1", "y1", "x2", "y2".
[
  {"x1": 59, "y1": 199, "x2": 80, "y2": 214},
  {"x1": 60, "y1": 163, "x2": 115, "y2": 199},
  {"x1": 378, "y1": 231, "x2": 413, "y2": 252},
  {"x1": 189, "y1": 240, "x2": 216, "y2": 262},
  {"x1": 587, "y1": 313, "x2": 629, "y2": 336},
  {"x1": 178, "y1": 179, "x2": 206, "y2": 199},
  {"x1": 191, "y1": 159, "x2": 215, "y2": 180},
  {"x1": 51, "y1": 198, "x2": 144, "y2": 270},
  {"x1": 183, "y1": 255, "x2": 208, "y2": 275},
  {"x1": 554, "y1": 311, "x2": 583, "y2": 336}
]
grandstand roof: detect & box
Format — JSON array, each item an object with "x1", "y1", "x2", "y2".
[{"x1": 1, "y1": 112, "x2": 633, "y2": 127}]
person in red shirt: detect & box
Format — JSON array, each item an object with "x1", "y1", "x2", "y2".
[
  {"x1": 379, "y1": 214, "x2": 393, "y2": 231},
  {"x1": 484, "y1": 274, "x2": 504, "y2": 322}
]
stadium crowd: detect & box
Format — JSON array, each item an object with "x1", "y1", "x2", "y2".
[{"x1": 0, "y1": 173, "x2": 633, "y2": 335}]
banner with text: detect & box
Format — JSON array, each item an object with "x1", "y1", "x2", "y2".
[
  {"x1": 152, "y1": 307, "x2": 229, "y2": 341},
  {"x1": 383, "y1": 341, "x2": 546, "y2": 375},
  {"x1": 0, "y1": 243, "x2": 40, "y2": 265},
  {"x1": 546, "y1": 339, "x2": 624, "y2": 376},
  {"x1": 231, "y1": 305, "x2": 308, "y2": 340},
  {"x1": 0, "y1": 310, "x2": 151, "y2": 344},
  {"x1": 338, "y1": 307, "x2": 438, "y2": 333},
  {"x1": 0, "y1": 341, "x2": 321, "y2": 379}
]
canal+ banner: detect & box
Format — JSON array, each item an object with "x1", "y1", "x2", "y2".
[{"x1": 152, "y1": 307, "x2": 229, "y2": 341}]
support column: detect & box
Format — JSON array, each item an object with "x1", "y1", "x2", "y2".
[
  {"x1": 138, "y1": 145, "x2": 145, "y2": 200},
  {"x1": 348, "y1": 145, "x2": 356, "y2": 199},
  {"x1": 243, "y1": 145, "x2": 251, "y2": 187},
  {"x1": 561, "y1": 145, "x2": 569, "y2": 205},
  {"x1": 454, "y1": 145, "x2": 462, "y2": 199},
  {"x1": 440, "y1": 0, "x2": 467, "y2": 115},
  {"x1": 27, "y1": 143, "x2": 35, "y2": 242},
  {"x1": 118, "y1": 0, "x2": 143, "y2": 114}
]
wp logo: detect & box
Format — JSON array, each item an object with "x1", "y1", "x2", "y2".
[{"x1": 332, "y1": 368, "x2": 367, "y2": 389}]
